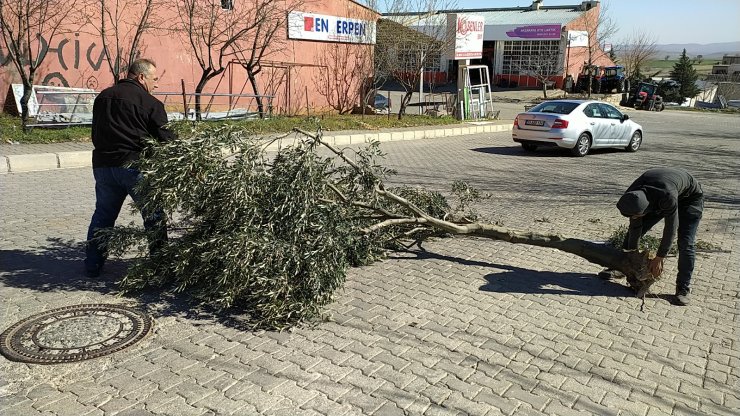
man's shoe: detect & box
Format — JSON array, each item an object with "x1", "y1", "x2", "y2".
[
  {"x1": 675, "y1": 291, "x2": 691, "y2": 306},
  {"x1": 598, "y1": 268, "x2": 625, "y2": 280}
]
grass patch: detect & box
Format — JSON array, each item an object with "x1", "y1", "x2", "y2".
[
  {"x1": 608, "y1": 224, "x2": 722, "y2": 254},
  {"x1": 231, "y1": 114, "x2": 459, "y2": 134},
  {"x1": 1, "y1": 114, "x2": 91, "y2": 144},
  {"x1": 644, "y1": 59, "x2": 715, "y2": 77},
  {"x1": 1, "y1": 113, "x2": 460, "y2": 144}
]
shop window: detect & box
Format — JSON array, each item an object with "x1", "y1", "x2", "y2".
[
  {"x1": 502, "y1": 40, "x2": 560, "y2": 75},
  {"x1": 397, "y1": 46, "x2": 441, "y2": 72}
]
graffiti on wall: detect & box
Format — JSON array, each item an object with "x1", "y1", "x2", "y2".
[{"x1": 0, "y1": 33, "x2": 108, "y2": 89}]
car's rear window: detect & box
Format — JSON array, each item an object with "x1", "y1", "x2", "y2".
[{"x1": 528, "y1": 102, "x2": 579, "y2": 114}]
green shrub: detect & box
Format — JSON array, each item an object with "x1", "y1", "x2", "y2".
[
  {"x1": 608, "y1": 225, "x2": 720, "y2": 255},
  {"x1": 608, "y1": 225, "x2": 677, "y2": 255}
]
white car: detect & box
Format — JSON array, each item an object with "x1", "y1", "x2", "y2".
[{"x1": 512, "y1": 100, "x2": 644, "y2": 157}]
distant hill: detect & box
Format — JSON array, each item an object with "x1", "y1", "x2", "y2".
[{"x1": 653, "y1": 41, "x2": 740, "y2": 59}]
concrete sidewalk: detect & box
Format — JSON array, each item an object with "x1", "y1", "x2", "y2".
[
  {"x1": 2, "y1": 110, "x2": 739, "y2": 416},
  {"x1": 0, "y1": 121, "x2": 513, "y2": 174},
  {"x1": 1, "y1": 89, "x2": 573, "y2": 174}
]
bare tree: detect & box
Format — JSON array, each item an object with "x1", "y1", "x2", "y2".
[
  {"x1": 85, "y1": 0, "x2": 164, "y2": 84},
  {"x1": 578, "y1": 1, "x2": 618, "y2": 97},
  {"x1": 312, "y1": 3, "x2": 376, "y2": 115},
  {"x1": 314, "y1": 42, "x2": 373, "y2": 114},
  {"x1": 617, "y1": 30, "x2": 658, "y2": 83},
  {"x1": 229, "y1": 0, "x2": 305, "y2": 118},
  {"x1": 516, "y1": 51, "x2": 560, "y2": 99},
  {"x1": 375, "y1": 0, "x2": 456, "y2": 119},
  {"x1": 174, "y1": 0, "x2": 261, "y2": 119},
  {"x1": 0, "y1": 0, "x2": 79, "y2": 129}
]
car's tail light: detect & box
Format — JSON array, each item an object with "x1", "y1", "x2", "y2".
[
  {"x1": 513, "y1": 116, "x2": 519, "y2": 128},
  {"x1": 552, "y1": 118, "x2": 569, "y2": 129}
]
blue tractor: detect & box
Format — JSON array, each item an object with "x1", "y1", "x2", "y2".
[
  {"x1": 596, "y1": 66, "x2": 629, "y2": 94},
  {"x1": 575, "y1": 65, "x2": 629, "y2": 94}
]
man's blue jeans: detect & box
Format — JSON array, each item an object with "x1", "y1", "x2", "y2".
[
  {"x1": 622, "y1": 196, "x2": 704, "y2": 293},
  {"x1": 85, "y1": 167, "x2": 166, "y2": 272}
]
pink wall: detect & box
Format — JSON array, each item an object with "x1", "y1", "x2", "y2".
[
  {"x1": 562, "y1": 4, "x2": 615, "y2": 81},
  {"x1": 0, "y1": 0, "x2": 379, "y2": 115}
]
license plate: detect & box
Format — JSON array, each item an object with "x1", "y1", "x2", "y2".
[{"x1": 525, "y1": 120, "x2": 545, "y2": 126}]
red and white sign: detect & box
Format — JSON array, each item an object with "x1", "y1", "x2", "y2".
[
  {"x1": 288, "y1": 11, "x2": 376, "y2": 44},
  {"x1": 447, "y1": 14, "x2": 485, "y2": 60}
]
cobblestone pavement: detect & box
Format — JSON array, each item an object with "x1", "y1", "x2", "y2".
[{"x1": 1, "y1": 109, "x2": 738, "y2": 415}]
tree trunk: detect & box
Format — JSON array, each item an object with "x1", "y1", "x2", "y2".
[
  {"x1": 461, "y1": 223, "x2": 653, "y2": 294},
  {"x1": 397, "y1": 90, "x2": 413, "y2": 120},
  {"x1": 20, "y1": 79, "x2": 34, "y2": 132},
  {"x1": 194, "y1": 72, "x2": 210, "y2": 121},
  {"x1": 415, "y1": 221, "x2": 655, "y2": 297},
  {"x1": 246, "y1": 66, "x2": 265, "y2": 119},
  {"x1": 311, "y1": 132, "x2": 660, "y2": 299}
]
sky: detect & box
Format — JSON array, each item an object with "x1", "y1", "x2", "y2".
[{"x1": 453, "y1": 0, "x2": 740, "y2": 45}]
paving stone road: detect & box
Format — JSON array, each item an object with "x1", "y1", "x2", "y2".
[{"x1": 1, "y1": 109, "x2": 738, "y2": 415}]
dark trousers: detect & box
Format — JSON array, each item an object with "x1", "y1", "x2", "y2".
[
  {"x1": 85, "y1": 167, "x2": 166, "y2": 271},
  {"x1": 623, "y1": 196, "x2": 704, "y2": 292}
]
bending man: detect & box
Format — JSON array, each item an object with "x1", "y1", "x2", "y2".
[{"x1": 615, "y1": 167, "x2": 704, "y2": 305}]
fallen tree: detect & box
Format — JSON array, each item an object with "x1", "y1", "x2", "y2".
[{"x1": 103, "y1": 126, "x2": 657, "y2": 329}]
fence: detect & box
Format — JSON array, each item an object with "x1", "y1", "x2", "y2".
[
  {"x1": 154, "y1": 91, "x2": 274, "y2": 121},
  {"x1": 18, "y1": 84, "x2": 274, "y2": 128}
]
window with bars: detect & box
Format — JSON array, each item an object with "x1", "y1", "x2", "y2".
[{"x1": 502, "y1": 40, "x2": 561, "y2": 75}]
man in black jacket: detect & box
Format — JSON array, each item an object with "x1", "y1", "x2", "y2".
[
  {"x1": 615, "y1": 167, "x2": 704, "y2": 305},
  {"x1": 84, "y1": 58, "x2": 174, "y2": 278}
]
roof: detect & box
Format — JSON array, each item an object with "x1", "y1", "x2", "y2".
[
  {"x1": 384, "y1": 5, "x2": 585, "y2": 27},
  {"x1": 461, "y1": 8, "x2": 582, "y2": 26},
  {"x1": 349, "y1": 0, "x2": 380, "y2": 16}
]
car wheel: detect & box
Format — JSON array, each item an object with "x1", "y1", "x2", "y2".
[
  {"x1": 625, "y1": 131, "x2": 642, "y2": 152},
  {"x1": 571, "y1": 133, "x2": 591, "y2": 157},
  {"x1": 618, "y1": 79, "x2": 625, "y2": 93},
  {"x1": 522, "y1": 143, "x2": 537, "y2": 152}
]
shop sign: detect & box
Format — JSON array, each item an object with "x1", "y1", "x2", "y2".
[
  {"x1": 486, "y1": 24, "x2": 562, "y2": 40},
  {"x1": 288, "y1": 11, "x2": 375, "y2": 44},
  {"x1": 568, "y1": 30, "x2": 589, "y2": 47},
  {"x1": 447, "y1": 14, "x2": 485, "y2": 60}
]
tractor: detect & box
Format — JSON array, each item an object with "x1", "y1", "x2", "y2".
[
  {"x1": 622, "y1": 81, "x2": 665, "y2": 111},
  {"x1": 574, "y1": 65, "x2": 600, "y2": 93},
  {"x1": 597, "y1": 66, "x2": 629, "y2": 93},
  {"x1": 574, "y1": 65, "x2": 629, "y2": 94}
]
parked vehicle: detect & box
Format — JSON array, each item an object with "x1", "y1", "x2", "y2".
[
  {"x1": 574, "y1": 65, "x2": 599, "y2": 93},
  {"x1": 574, "y1": 65, "x2": 629, "y2": 94},
  {"x1": 622, "y1": 82, "x2": 665, "y2": 111},
  {"x1": 597, "y1": 66, "x2": 629, "y2": 93},
  {"x1": 372, "y1": 93, "x2": 390, "y2": 111},
  {"x1": 512, "y1": 99, "x2": 644, "y2": 157}
]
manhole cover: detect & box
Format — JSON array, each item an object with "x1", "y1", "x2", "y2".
[{"x1": 0, "y1": 304, "x2": 152, "y2": 364}]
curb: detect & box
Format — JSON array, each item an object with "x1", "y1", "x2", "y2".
[{"x1": 1, "y1": 123, "x2": 512, "y2": 174}]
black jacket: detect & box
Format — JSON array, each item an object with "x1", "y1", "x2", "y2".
[
  {"x1": 91, "y1": 78, "x2": 174, "y2": 168},
  {"x1": 620, "y1": 167, "x2": 703, "y2": 257}
]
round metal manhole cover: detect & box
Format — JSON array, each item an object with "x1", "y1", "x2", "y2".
[{"x1": 0, "y1": 304, "x2": 153, "y2": 364}]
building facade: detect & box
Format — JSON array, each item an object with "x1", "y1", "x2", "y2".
[
  {"x1": 383, "y1": 0, "x2": 615, "y2": 90},
  {"x1": 0, "y1": 0, "x2": 379, "y2": 116},
  {"x1": 1, "y1": 0, "x2": 618, "y2": 118}
]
